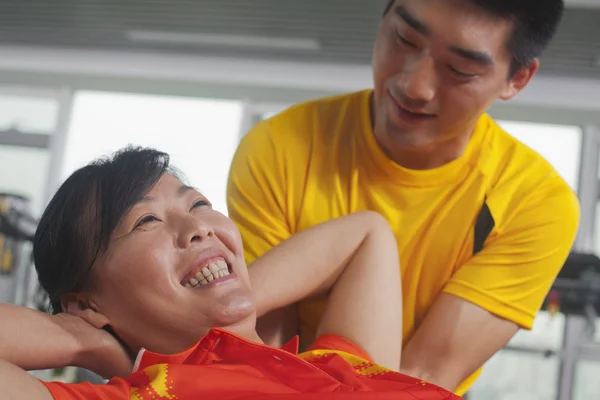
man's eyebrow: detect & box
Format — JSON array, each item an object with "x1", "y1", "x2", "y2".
[
  {"x1": 395, "y1": 5, "x2": 431, "y2": 37},
  {"x1": 449, "y1": 46, "x2": 494, "y2": 66}
]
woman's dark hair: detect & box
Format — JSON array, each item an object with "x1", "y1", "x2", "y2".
[
  {"x1": 34, "y1": 146, "x2": 174, "y2": 314},
  {"x1": 383, "y1": 0, "x2": 565, "y2": 76}
]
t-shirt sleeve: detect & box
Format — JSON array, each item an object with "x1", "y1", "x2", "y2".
[
  {"x1": 307, "y1": 334, "x2": 374, "y2": 362},
  {"x1": 443, "y1": 176, "x2": 580, "y2": 329},
  {"x1": 226, "y1": 119, "x2": 293, "y2": 264},
  {"x1": 42, "y1": 378, "x2": 130, "y2": 400}
]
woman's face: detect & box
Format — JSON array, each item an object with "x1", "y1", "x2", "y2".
[{"x1": 90, "y1": 173, "x2": 255, "y2": 354}]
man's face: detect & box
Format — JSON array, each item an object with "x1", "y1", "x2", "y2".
[{"x1": 372, "y1": 0, "x2": 534, "y2": 152}]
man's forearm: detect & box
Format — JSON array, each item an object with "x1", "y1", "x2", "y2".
[
  {"x1": 400, "y1": 363, "x2": 457, "y2": 391},
  {"x1": 256, "y1": 305, "x2": 299, "y2": 348},
  {"x1": 0, "y1": 303, "x2": 80, "y2": 371}
]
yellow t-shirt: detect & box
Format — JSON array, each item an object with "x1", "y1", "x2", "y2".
[{"x1": 226, "y1": 90, "x2": 580, "y2": 395}]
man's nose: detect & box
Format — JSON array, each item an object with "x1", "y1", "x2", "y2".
[{"x1": 397, "y1": 55, "x2": 437, "y2": 104}]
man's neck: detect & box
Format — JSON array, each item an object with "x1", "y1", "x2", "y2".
[
  {"x1": 376, "y1": 134, "x2": 473, "y2": 170},
  {"x1": 368, "y1": 93, "x2": 476, "y2": 170}
]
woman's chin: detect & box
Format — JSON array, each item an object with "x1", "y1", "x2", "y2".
[{"x1": 210, "y1": 296, "x2": 257, "y2": 329}]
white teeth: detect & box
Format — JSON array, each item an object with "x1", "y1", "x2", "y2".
[
  {"x1": 209, "y1": 263, "x2": 220, "y2": 274},
  {"x1": 183, "y1": 258, "x2": 231, "y2": 287}
]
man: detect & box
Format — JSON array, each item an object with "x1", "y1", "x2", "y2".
[{"x1": 227, "y1": 0, "x2": 579, "y2": 396}]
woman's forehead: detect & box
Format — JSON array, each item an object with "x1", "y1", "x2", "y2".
[{"x1": 147, "y1": 174, "x2": 201, "y2": 199}]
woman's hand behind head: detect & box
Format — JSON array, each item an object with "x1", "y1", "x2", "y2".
[{"x1": 54, "y1": 313, "x2": 133, "y2": 379}]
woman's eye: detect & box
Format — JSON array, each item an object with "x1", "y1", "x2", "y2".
[
  {"x1": 134, "y1": 215, "x2": 158, "y2": 229},
  {"x1": 191, "y1": 199, "x2": 209, "y2": 210}
]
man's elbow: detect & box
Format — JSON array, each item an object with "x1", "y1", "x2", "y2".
[
  {"x1": 256, "y1": 305, "x2": 299, "y2": 348},
  {"x1": 400, "y1": 361, "x2": 461, "y2": 392}
]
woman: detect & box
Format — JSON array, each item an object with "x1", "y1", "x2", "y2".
[{"x1": 0, "y1": 147, "x2": 459, "y2": 399}]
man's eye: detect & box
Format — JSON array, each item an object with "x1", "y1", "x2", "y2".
[{"x1": 449, "y1": 66, "x2": 477, "y2": 79}]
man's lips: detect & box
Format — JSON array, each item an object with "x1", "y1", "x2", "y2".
[{"x1": 388, "y1": 91, "x2": 436, "y2": 118}]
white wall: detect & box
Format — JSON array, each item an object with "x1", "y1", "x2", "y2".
[
  {"x1": 497, "y1": 120, "x2": 582, "y2": 191},
  {"x1": 61, "y1": 91, "x2": 243, "y2": 215}
]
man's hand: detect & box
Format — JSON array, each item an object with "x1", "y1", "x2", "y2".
[
  {"x1": 400, "y1": 293, "x2": 518, "y2": 392},
  {"x1": 54, "y1": 313, "x2": 133, "y2": 379}
]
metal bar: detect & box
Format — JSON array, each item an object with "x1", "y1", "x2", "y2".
[
  {"x1": 0, "y1": 84, "x2": 62, "y2": 99},
  {"x1": 42, "y1": 87, "x2": 74, "y2": 203},
  {"x1": 237, "y1": 101, "x2": 291, "y2": 141},
  {"x1": 0, "y1": 129, "x2": 50, "y2": 149},
  {"x1": 557, "y1": 124, "x2": 600, "y2": 400},
  {"x1": 503, "y1": 345, "x2": 559, "y2": 358},
  {"x1": 572, "y1": 124, "x2": 599, "y2": 253},
  {"x1": 237, "y1": 99, "x2": 256, "y2": 142},
  {"x1": 17, "y1": 87, "x2": 75, "y2": 310}
]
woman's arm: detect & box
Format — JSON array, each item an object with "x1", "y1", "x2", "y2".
[
  {"x1": 0, "y1": 360, "x2": 55, "y2": 400},
  {"x1": 0, "y1": 303, "x2": 81, "y2": 370},
  {"x1": 0, "y1": 303, "x2": 131, "y2": 377},
  {"x1": 249, "y1": 211, "x2": 402, "y2": 370}
]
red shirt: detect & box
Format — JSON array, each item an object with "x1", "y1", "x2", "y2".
[{"x1": 43, "y1": 328, "x2": 461, "y2": 399}]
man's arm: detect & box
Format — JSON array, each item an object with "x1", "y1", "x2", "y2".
[
  {"x1": 400, "y1": 179, "x2": 580, "y2": 392},
  {"x1": 227, "y1": 119, "x2": 301, "y2": 347},
  {"x1": 250, "y1": 211, "x2": 402, "y2": 370}
]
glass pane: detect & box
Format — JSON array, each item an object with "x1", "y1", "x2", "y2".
[
  {"x1": 573, "y1": 360, "x2": 600, "y2": 400},
  {"x1": 0, "y1": 145, "x2": 51, "y2": 215},
  {"x1": 496, "y1": 120, "x2": 582, "y2": 192},
  {"x1": 469, "y1": 352, "x2": 560, "y2": 400},
  {"x1": 469, "y1": 312, "x2": 564, "y2": 400},
  {"x1": 62, "y1": 91, "x2": 244, "y2": 215},
  {"x1": 262, "y1": 111, "x2": 278, "y2": 120},
  {"x1": 0, "y1": 145, "x2": 51, "y2": 305},
  {"x1": 509, "y1": 311, "x2": 565, "y2": 351},
  {"x1": 0, "y1": 94, "x2": 60, "y2": 135}
]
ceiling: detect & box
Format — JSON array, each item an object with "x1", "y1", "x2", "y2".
[{"x1": 0, "y1": 0, "x2": 598, "y2": 79}]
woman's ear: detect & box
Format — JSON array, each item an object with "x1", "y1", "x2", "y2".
[{"x1": 61, "y1": 294, "x2": 110, "y2": 329}]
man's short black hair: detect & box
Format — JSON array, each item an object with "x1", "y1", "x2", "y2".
[
  {"x1": 383, "y1": 0, "x2": 565, "y2": 75},
  {"x1": 34, "y1": 146, "x2": 175, "y2": 313}
]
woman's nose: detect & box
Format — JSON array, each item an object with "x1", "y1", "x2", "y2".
[{"x1": 177, "y1": 217, "x2": 215, "y2": 248}]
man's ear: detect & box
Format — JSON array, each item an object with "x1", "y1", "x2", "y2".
[
  {"x1": 61, "y1": 294, "x2": 110, "y2": 329},
  {"x1": 499, "y1": 59, "x2": 540, "y2": 101}
]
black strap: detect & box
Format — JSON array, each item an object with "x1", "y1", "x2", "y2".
[{"x1": 473, "y1": 200, "x2": 495, "y2": 255}]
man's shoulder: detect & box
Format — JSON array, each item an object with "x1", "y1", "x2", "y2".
[
  {"x1": 278, "y1": 90, "x2": 369, "y2": 122},
  {"x1": 482, "y1": 116, "x2": 567, "y2": 186},
  {"x1": 245, "y1": 90, "x2": 369, "y2": 144},
  {"x1": 482, "y1": 116, "x2": 578, "y2": 221}
]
